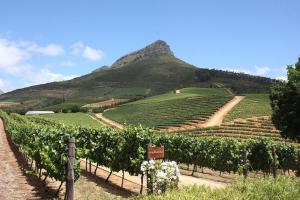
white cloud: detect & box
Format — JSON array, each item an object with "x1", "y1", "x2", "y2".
[
  {"x1": 0, "y1": 79, "x2": 5, "y2": 89},
  {"x1": 82, "y1": 46, "x2": 103, "y2": 61},
  {"x1": 0, "y1": 37, "x2": 78, "y2": 91},
  {"x1": 227, "y1": 68, "x2": 251, "y2": 74},
  {"x1": 0, "y1": 38, "x2": 30, "y2": 69},
  {"x1": 70, "y1": 41, "x2": 84, "y2": 55},
  {"x1": 275, "y1": 76, "x2": 287, "y2": 81},
  {"x1": 36, "y1": 44, "x2": 65, "y2": 56},
  {"x1": 0, "y1": 37, "x2": 67, "y2": 76},
  {"x1": 225, "y1": 66, "x2": 270, "y2": 77},
  {"x1": 28, "y1": 69, "x2": 77, "y2": 85},
  {"x1": 254, "y1": 66, "x2": 270, "y2": 76},
  {"x1": 0, "y1": 78, "x2": 13, "y2": 92},
  {"x1": 71, "y1": 41, "x2": 104, "y2": 61}
]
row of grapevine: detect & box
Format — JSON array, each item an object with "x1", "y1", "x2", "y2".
[
  {"x1": 0, "y1": 111, "x2": 299, "y2": 186},
  {"x1": 0, "y1": 112, "x2": 81, "y2": 183},
  {"x1": 155, "y1": 134, "x2": 299, "y2": 174}
]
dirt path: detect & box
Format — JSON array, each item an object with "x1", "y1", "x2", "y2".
[
  {"x1": 88, "y1": 114, "x2": 107, "y2": 126},
  {"x1": 95, "y1": 113, "x2": 124, "y2": 129},
  {"x1": 166, "y1": 96, "x2": 245, "y2": 131},
  {"x1": 200, "y1": 96, "x2": 245, "y2": 127},
  {"x1": 0, "y1": 119, "x2": 35, "y2": 200}
]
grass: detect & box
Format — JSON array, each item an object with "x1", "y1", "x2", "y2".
[
  {"x1": 104, "y1": 87, "x2": 233, "y2": 129},
  {"x1": 224, "y1": 93, "x2": 272, "y2": 122},
  {"x1": 32, "y1": 113, "x2": 104, "y2": 128},
  {"x1": 135, "y1": 176, "x2": 300, "y2": 200},
  {"x1": 73, "y1": 174, "x2": 123, "y2": 200}
]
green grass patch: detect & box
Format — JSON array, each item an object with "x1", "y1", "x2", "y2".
[
  {"x1": 33, "y1": 113, "x2": 104, "y2": 128},
  {"x1": 225, "y1": 93, "x2": 272, "y2": 122},
  {"x1": 104, "y1": 87, "x2": 232, "y2": 128},
  {"x1": 136, "y1": 176, "x2": 300, "y2": 200}
]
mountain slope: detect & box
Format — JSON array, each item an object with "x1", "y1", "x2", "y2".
[
  {"x1": 0, "y1": 40, "x2": 274, "y2": 111},
  {"x1": 0, "y1": 89, "x2": 3, "y2": 95}
]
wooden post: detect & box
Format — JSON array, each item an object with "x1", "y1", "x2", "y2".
[
  {"x1": 191, "y1": 165, "x2": 197, "y2": 176},
  {"x1": 243, "y1": 150, "x2": 248, "y2": 179},
  {"x1": 85, "y1": 158, "x2": 88, "y2": 171},
  {"x1": 89, "y1": 160, "x2": 92, "y2": 173},
  {"x1": 66, "y1": 138, "x2": 75, "y2": 200},
  {"x1": 140, "y1": 174, "x2": 144, "y2": 194},
  {"x1": 271, "y1": 146, "x2": 277, "y2": 178},
  {"x1": 297, "y1": 150, "x2": 300, "y2": 177}
]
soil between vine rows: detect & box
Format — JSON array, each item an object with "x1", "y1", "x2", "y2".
[{"x1": 0, "y1": 119, "x2": 57, "y2": 199}]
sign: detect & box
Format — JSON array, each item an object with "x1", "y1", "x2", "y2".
[{"x1": 147, "y1": 146, "x2": 164, "y2": 159}]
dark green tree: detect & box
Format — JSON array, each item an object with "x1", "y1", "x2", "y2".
[{"x1": 270, "y1": 57, "x2": 300, "y2": 141}]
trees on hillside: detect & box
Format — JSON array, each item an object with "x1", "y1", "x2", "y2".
[{"x1": 270, "y1": 57, "x2": 300, "y2": 141}]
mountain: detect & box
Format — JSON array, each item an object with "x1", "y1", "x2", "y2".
[
  {"x1": 111, "y1": 40, "x2": 174, "y2": 69},
  {"x1": 0, "y1": 89, "x2": 3, "y2": 95},
  {"x1": 0, "y1": 40, "x2": 274, "y2": 111}
]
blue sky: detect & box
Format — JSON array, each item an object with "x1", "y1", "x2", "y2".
[{"x1": 0, "y1": 0, "x2": 299, "y2": 92}]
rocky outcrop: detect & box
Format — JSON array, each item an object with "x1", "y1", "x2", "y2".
[
  {"x1": 92, "y1": 65, "x2": 110, "y2": 73},
  {"x1": 111, "y1": 40, "x2": 174, "y2": 69}
]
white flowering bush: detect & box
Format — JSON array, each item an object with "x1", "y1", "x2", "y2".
[{"x1": 141, "y1": 160, "x2": 180, "y2": 194}]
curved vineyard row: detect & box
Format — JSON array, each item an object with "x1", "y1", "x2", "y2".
[{"x1": 0, "y1": 111, "x2": 299, "y2": 185}]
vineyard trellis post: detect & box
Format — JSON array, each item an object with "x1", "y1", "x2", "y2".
[
  {"x1": 66, "y1": 138, "x2": 75, "y2": 200},
  {"x1": 146, "y1": 142, "x2": 153, "y2": 194},
  {"x1": 297, "y1": 150, "x2": 300, "y2": 177},
  {"x1": 271, "y1": 146, "x2": 277, "y2": 178},
  {"x1": 242, "y1": 149, "x2": 249, "y2": 179}
]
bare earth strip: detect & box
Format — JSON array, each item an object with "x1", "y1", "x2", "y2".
[
  {"x1": 0, "y1": 119, "x2": 35, "y2": 200},
  {"x1": 82, "y1": 160, "x2": 227, "y2": 192},
  {"x1": 200, "y1": 96, "x2": 245, "y2": 127},
  {"x1": 95, "y1": 113, "x2": 124, "y2": 129},
  {"x1": 88, "y1": 114, "x2": 107, "y2": 126},
  {"x1": 166, "y1": 96, "x2": 245, "y2": 132}
]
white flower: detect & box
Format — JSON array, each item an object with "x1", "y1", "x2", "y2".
[
  {"x1": 149, "y1": 160, "x2": 155, "y2": 165},
  {"x1": 140, "y1": 159, "x2": 180, "y2": 194},
  {"x1": 149, "y1": 165, "x2": 155, "y2": 170}
]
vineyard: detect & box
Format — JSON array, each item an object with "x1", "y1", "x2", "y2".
[
  {"x1": 1, "y1": 110, "x2": 300, "y2": 188},
  {"x1": 103, "y1": 88, "x2": 233, "y2": 129},
  {"x1": 224, "y1": 93, "x2": 272, "y2": 122},
  {"x1": 32, "y1": 112, "x2": 105, "y2": 128},
  {"x1": 172, "y1": 116, "x2": 294, "y2": 143}
]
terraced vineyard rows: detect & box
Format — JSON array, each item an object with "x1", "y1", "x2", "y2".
[
  {"x1": 104, "y1": 88, "x2": 232, "y2": 129},
  {"x1": 173, "y1": 116, "x2": 298, "y2": 144},
  {"x1": 224, "y1": 93, "x2": 272, "y2": 122}
]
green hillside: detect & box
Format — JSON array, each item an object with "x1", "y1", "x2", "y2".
[
  {"x1": 224, "y1": 93, "x2": 272, "y2": 122},
  {"x1": 103, "y1": 87, "x2": 233, "y2": 128},
  {"x1": 170, "y1": 93, "x2": 293, "y2": 144},
  {"x1": 29, "y1": 113, "x2": 104, "y2": 128},
  {"x1": 0, "y1": 40, "x2": 274, "y2": 112}
]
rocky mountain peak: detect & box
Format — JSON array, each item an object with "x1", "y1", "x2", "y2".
[
  {"x1": 111, "y1": 40, "x2": 174, "y2": 69},
  {"x1": 143, "y1": 40, "x2": 174, "y2": 56}
]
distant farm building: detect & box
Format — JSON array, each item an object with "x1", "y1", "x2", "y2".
[
  {"x1": 175, "y1": 90, "x2": 181, "y2": 94},
  {"x1": 25, "y1": 111, "x2": 55, "y2": 115}
]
